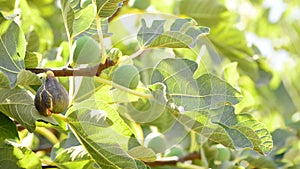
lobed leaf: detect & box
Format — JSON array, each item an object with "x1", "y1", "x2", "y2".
[
  {"x1": 151, "y1": 58, "x2": 241, "y2": 111},
  {"x1": 137, "y1": 18, "x2": 209, "y2": 48},
  {"x1": 182, "y1": 106, "x2": 273, "y2": 155}
]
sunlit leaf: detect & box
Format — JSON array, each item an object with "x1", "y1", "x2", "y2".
[
  {"x1": 137, "y1": 18, "x2": 209, "y2": 48},
  {"x1": 67, "y1": 111, "x2": 144, "y2": 169},
  {"x1": 95, "y1": 0, "x2": 124, "y2": 18},
  {"x1": 24, "y1": 51, "x2": 40, "y2": 68},
  {"x1": 0, "y1": 0, "x2": 15, "y2": 12},
  {"x1": 16, "y1": 70, "x2": 42, "y2": 86},
  {"x1": 19, "y1": 0, "x2": 54, "y2": 52},
  {"x1": 209, "y1": 23, "x2": 259, "y2": 80},
  {"x1": 0, "y1": 13, "x2": 25, "y2": 88},
  {"x1": 178, "y1": 0, "x2": 229, "y2": 28},
  {"x1": 60, "y1": 0, "x2": 75, "y2": 37},
  {"x1": 182, "y1": 106, "x2": 273, "y2": 155},
  {"x1": 127, "y1": 146, "x2": 156, "y2": 162},
  {"x1": 0, "y1": 140, "x2": 41, "y2": 169},
  {"x1": 151, "y1": 58, "x2": 241, "y2": 110},
  {"x1": 54, "y1": 145, "x2": 96, "y2": 168},
  {"x1": 0, "y1": 88, "x2": 57, "y2": 132}
]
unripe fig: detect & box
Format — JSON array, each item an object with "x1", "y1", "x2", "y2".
[
  {"x1": 34, "y1": 71, "x2": 69, "y2": 116},
  {"x1": 215, "y1": 146, "x2": 231, "y2": 161},
  {"x1": 73, "y1": 36, "x2": 101, "y2": 64},
  {"x1": 112, "y1": 65, "x2": 140, "y2": 89},
  {"x1": 144, "y1": 132, "x2": 167, "y2": 154}
]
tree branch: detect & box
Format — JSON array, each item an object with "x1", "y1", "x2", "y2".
[
  {"x1": 26, "y1": 60, "x2": 115, "y2": 76},
  {"x1": 144, "y1": 152, "x2": 201, "y2": 167}
]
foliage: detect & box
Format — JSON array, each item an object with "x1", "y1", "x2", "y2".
[{"x1": 0, "y1": 0, "x2": 299, "y2": 168}]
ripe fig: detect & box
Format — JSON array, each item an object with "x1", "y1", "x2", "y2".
[
  {"x1": 112, "y1": 65, "x2": 140, "y2": 89},
  {"x1": 34, "y1": 71, "x2": 69, "y2": 116}
]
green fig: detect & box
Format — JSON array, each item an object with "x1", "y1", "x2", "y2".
[
  {"x1": 34, "y1": 71, "x2": 69, "y2": 116},
  {"x1": 112, "y1": 65, "x2": 140, "y2": 89}
]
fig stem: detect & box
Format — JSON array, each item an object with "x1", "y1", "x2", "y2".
[
  {"x1": 94, "y1": 76, "x2": 153, "y2": 99},
  {"x1": 52, "y1": 114, "x2": 68, "y2": 123},
  {"x1": 119, "y1": 48, "x2": 144, "y2": 64}
]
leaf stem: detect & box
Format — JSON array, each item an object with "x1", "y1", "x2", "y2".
[
  {"x1": 35, "y1": 127, "x2": 59, "y2": 144},
  {"x1": 52, "y1": 113, "x2": 68, "y2": 123},
  {"x1": 94, "y1": 76, "x2": 153, "y2": 99},
  {"x1": 92, "y1": 0, "x2": 107, "y2": 64},
  {"x1": 119, "y1": 48, "x2": 144, "y2": 64}
]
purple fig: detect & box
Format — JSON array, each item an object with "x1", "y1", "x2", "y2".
[{"x1": 34, "y1": 71, "x2": 69, "y2": 116}]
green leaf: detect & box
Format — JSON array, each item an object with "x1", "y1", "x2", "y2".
[
  {"x1": 19, "y1": 0, "x2": 54, "y2": 52},
  {"x1": 235, "y1": 114, "x2": 273, "y2": 155},
  {"x1": 0, "y1": 13, "x2": 25, "y2": 88},
  {"x1": 72, "y1": 4, "x2": 96, "y2": 37},
  {"x1": 0, "y1": 88, "x2": 57, "y2": 132},
  {"x1": 0, "y1": 112, "x2": 19, "y2": 142},
  {"x1": 67, "y1": 100, "x2": 146, "y2": 168},
  {"x1": 67, "y1": 116, "x2": 142, "y2": 169},
  {"x1": 137, "y1": 18, "x2": 209, "y2": 48},
  {"x1": 55, "y1": 145, "x2": 90, "y2": 162},
  {"x1": 0, "y1": 71, "x2": 10, "y2": 88},
  {"x1": 151, "y1": 58, "x2": 241, "y2": 110},
  {"x1": 178, "y1": 0, "x2": 229, "y2": 28},
  {"x1": 127, "y1": 146, "x2": 156, "y2": 162},
  {"x1": 60, "y1": 0, "x2": 111, "y2": 39},
  {"x1": 182, "y1": 106, "x2": 273, "y2": 155},
  {"x1": 55, "y1": 145, "x2": 96, "y2": 168},
  {"x1": 16, "y1": 70, "x2": 42, "y2": 86},
  {"x1": 95, "y1": 0, "x2": 123, "y2": 18},
  {"x1": 60, "y1": 0, "x2": 75, "y2": 37},
  {"x1": 0, "y1": 140, "x2": 41, "y2": 169},
  {"x1": 119, "y1": 83, "x2": 168, "y2": 123},
  {"x1": 209, "y1": 23, "x2": 259, "y2": 80},
  {"x1": 25, "y1": 30, "x2": 40, "y2": 52},
  {"x1": 24, "y1": 51, "x2": 40, "y2": 68},
  {"x1": 0, "y1": 0, "x2": 16, "y2": 12}
]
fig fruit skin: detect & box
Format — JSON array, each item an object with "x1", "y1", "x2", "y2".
[
  {"x1": 34, "y1": 72, "x2": 69, "y2": 116},
  {"x1": 72, "y1": 36, "x2": 101, "y2": 65},
  {"x1": 144, "y1": 132, "x2": 167, "y2": 154},
  {"x1": 112, "y1": 65, "x2": 140, "y2": 89}
]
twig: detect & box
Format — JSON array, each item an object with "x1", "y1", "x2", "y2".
[
  {"x1": 26, "y1": 60, "x2": 115, "y2": 76},
  {"x1": 144, "y1": 152, "x2": 201, "y2": 167}
]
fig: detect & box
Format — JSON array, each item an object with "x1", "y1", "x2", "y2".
[
  {"x1": 112, "y1": 65, "x2": 140, "y2": 89},
  {"x1": 34, "y1": 71, "x2": 69, "y2": 116},
  {"x1": 73, "y1": 36, "x2": 101, "y2": 65},
  {"x1": 165, "y1": 145, "x2": 184, "y2": 157},
  {"x1": 144, "y1": 132, "x2": 167, "y2": 154},
  {"x1": 215, "y1": 146, "x2": 231, "y2": 161}
]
